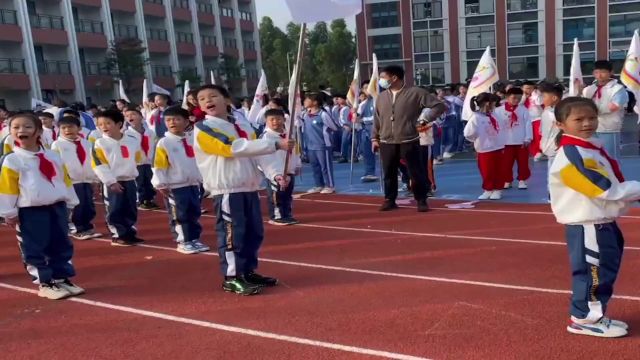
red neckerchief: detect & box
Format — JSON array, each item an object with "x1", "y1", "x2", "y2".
[
  {"x1": 181, "y1": 138, "x2": 195, "y2": 158},
  {"x1": 487, "y1": 113, "x2": 499, "y2": 132},
  {"x1": 559, "y1": 135, "x2": 624, "y2": 182},
  {"x1": 524, "y1": 97, "x2": 531, "y2": 109},
  {"x1": 279, "y1": 133, "x2": 286, "y2": 139},
  {"x1": 233, "y1": 123, "x2": 248, "y2": 139},
  {"x1": 140, "y1": 134, "x2": 150, "y2": 157},
  {"x1": 51, "y1": 128, "x2": 57, "y2": 141},
  {"x1": 592, "y1": 84, "x2": 605, "y2": 100},
  {"x1": 74, "y1": 140, "x2": 86, "y2": 165},
  {"x1": 36, "y1": 153, "x2": 56, "y2": 183},
  {"x1": 504, "y1": 104, "x2": 519, "y2": 127}
]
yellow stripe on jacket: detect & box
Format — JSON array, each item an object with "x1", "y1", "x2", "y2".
[
  {"x1": 559, "y1": 146, "x2": 612, "y2": 198},
  {"x1": 0, "y1": 165, "x2": 19, "y2": 195},
  {"x1": 195, "y1": 122, "x2": 235, "y2": 157},
  {"x1": 153, "y1": 145, "x2": 170, "y2": 170}
]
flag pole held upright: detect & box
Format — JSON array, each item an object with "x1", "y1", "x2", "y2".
[{"x1": 283, "y1": 23, "x2": 307, "y2": 177}]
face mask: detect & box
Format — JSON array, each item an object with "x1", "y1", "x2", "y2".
[{"x1": 378, "y1": 78, "x2": 391, "y2": 89}]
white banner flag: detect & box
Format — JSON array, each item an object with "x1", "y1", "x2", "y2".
[
  {"x1": 621, "y1": 30, "x2": 640, "y2": 94},
  {"x1": 247, "y1": 69, "x2": 268, "y2": 125},
  {"x1": 367, "y1": 53, "x2": 380, "y2": 100},
  {"x1": 31, "y1": 98, "x2": 53, "y2": 110},
  {"x1": 569, "y1": 38, "x2": 583, "y2": 96},
  {"x1": 152, "y1": 83, "x2": 171, "y2": 96},
  {"x1": 181, "y1": 80, "x2": 191, "y2": 110},
  {"x1": 210, "y1": 70, "x2": 216, "y2": 85},
  {"x1": 284, "y1": 0, "x2": 362, "y2": 23},
  {"x1": 142, "y1": 79, "x2": 149, "y2": 105},
  {"x1": 346, "y1": 59, "x2": 360, "y2": 108},
  {"x1": 461, "y1": 46, "x2": 499, "y2": 121},
  {"x1": 118, "y1": 80, "x2": 131, "y2": 103}
]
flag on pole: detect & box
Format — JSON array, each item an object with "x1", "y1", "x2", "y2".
[
  {"x1": 118, "y1": 80, "x2": 131, "y2": 103},
  {"x1": 346, "y1": 59, "x2": 360, "y2": 108},
  {"x1": 181, "y1": 80, "x2": 190, "y2": 110},
  {"x1": 31, "y1": 98, "x2": 53, "y2": 110},
  {"x1": 461, "y1": 46, "x2": 499, "y2": 121},
  {"x1": 152, "y1": 83, "x2": 171, "y2": 96},
  {"x1": 569, "y1": 38, "x2": 583, "y2": 96},
  {"x1": 366, "y1": 53, "x2": 380, "y2": 100},
  {"x1": 287, "y1": 64, "x2": 302, "y2": 132},
  {"x1": 210, "y1": 70, "x2": 216, "y2": 85},
  {"x1": 284, "y1": 0, "x2": 362, "y2": 23},
  {"x1": 621, "y1": 30, "x2": 640, "y2": 94},
  {"x1": 247, "y1": 70, "x2": 268, "y2": 125},
  {"x1": 142, "y1": 79, "x2": 149, "y2": 105}
]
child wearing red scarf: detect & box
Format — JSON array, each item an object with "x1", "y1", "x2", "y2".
[
  {"x1": 549, "y1": 97, "x2": 640, "y2": 338},
  {"x1": 124, "y1": 106, "x2": 159, "y2": 210},
  {"x1": 495, "y1": 87, "x2": 532, "y2": 190},
  {"x1": 463, "y1": 92, "x2": 505, "y2": 200},
  {"x1": 521, "y1": 81, "x2": 544, "y2": 160}
]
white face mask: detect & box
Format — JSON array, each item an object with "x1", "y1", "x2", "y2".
[{"x1": 378, "y1": 78, "x2": 391, "y2": 89}]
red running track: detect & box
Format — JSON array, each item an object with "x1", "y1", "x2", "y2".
[{"x1": 1, "y1": 194, "x2": 640, "y2": 359}]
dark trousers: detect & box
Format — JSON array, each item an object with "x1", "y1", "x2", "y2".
[
  {"x1": 566, "y1": 223, "x2": 624, "y2": 322},
  {"x1": 104, "y1": 180, "x2": 138, "y2": 239},
  {"x1": 213, "y1": 192, "x2": 263, "y2": 278},
  {"x1": 420, "y1": 145, "x2": 435, "y2": 191},
  {"x1": 380, "y1": 141, "x2": 427, "y2": 202},
  {"x1": 136, "y1": 164, "x2": 156, "y2": 203},
  {"x1": 164, "y1": 185, "x2": 202, "y2": 243},
  {"x1": 71, "y1": 182, "x2": 96, "y2": 233},
  {"x1": 17, "y1": 202, "x2": 75, "y2": 284},
  {"x1": 308, "y1": 148, "x2": 335, "y2": 188},
  {"x1": 265, "y1": 177, "x2": 295, "y2": 220}
]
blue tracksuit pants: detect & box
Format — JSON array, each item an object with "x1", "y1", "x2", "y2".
[
  {"x1": 136, "y1": 164, "x2": 156, "y2": 203},
  {"x1": 265, "y1": 177, "x2": 295, "y2": 220},
  {"x1": 70, "y1": 182, "x2": 96, "y2": 233},
  {"x1": 308, "y1": 147, "x2": 335, "y2": 188},
  {"x1": 164, "y1": 185, "x2": 202, "y2": 243},
  {"x1": 103, "y1": 180, "x2": 138, "y2": 239}
]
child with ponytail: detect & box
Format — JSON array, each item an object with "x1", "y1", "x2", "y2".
[{"x1": 463, "y1": 92, "x2": 505, "y2": 200}]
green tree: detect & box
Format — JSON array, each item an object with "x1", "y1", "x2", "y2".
[
  {"x1": 177, "y1": 68, "x2": 202, "y2": 87},
  {"x1": 260, "y1": 17, "x2": 293, "y2": 90},
  {"x1": 220, "y1": 54, "x2": 244, "y2": 97},
  {"x1": 104, "y1": 38, "x2": 148, "y2": 94}
]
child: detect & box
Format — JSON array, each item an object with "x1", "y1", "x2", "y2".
[
  {"x1": 522, "y1": 81, "x2": 544, "y2": 160},
  {"x1": 549, "y1": 97, "x2": 640, "y2": 338},
  {"x1": 61, "y1": 109, "x2": 91, "y2": 139},
  {"x1": 539, "y1": 83, "x2": 564, "y2": 168},
  {"x1": 146, "y1": 94, "x2": 170, "y2": 139},
  {"x1": 92, "y1": 109, "x2": 145, "y2": 246},
  {"x1": 193, "y1": 84, "x2": 293, "y2": 296},
  {"x1": 463, "y1": 93, "x2": 505, "y2": 200},
  {"x1": 302, "y1": 93, "x2": 338, "y2": 194},
  {"x1": 336, "y1": 95, "x2": 353, "y2": 163},
  {"x1": 151, "y1": 106, "x2": 208, "y2": 254},
  {"x1": 257, "y1": 108, "x2": 301, "y2": 226},
  {"x1": 417, "y1": 109, "x2": 436, "y2": 195},
  {"x1": 495, "y1": 87, "x2": 532, "y2": 190},
  {"x1": 0, "y1": 112, "x2": 83, "y2": 299},
  {"x1": 38, "y1": 111, "x2": 57, "y2": 149},
  {"x1": 124, "y1": 105, "x2": 159, "y2": 210},
  {"x1": 582, "y1": 60, "x2": 628, "y2": 159},
  {"x1": 51, "y1": 116, "x2": 101, "y2": 240}
]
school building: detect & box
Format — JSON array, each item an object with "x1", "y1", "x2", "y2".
[
  {"x1": 356, "y1": 0, "x2": 639, "y2": 86},
  {"x1": 0, "y1": 0, "x2": 261, "y2": 109}
]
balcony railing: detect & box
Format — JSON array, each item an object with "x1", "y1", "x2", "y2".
[
  {"x1": 176, "y1": 32, "x2": 194, "y2": 43},
  {"x1": 197, "y1": 2, "x2": 213, "y2": 14},
  {"x1": 172, "y1": 0, "x2": 189, "y2": 9},
  {"x1": 30, "y1": 14, "x2": 64, "y2": 30},
  {"x1": 0, "y1": 9, "x2": 18, "y2": 25},
  {"x1": 76, "y1": 19, "x2": 104, "y2": 33},
  {"x1": 0, "y1": 58, "x2": 26, "y2": 73},
  {"x1": 201, "y1": 35, "x2": 216, "y2": 46},
  {"x1": 144, "y1": 0, "x2": 163, "y2": 4},
  {"x1": 147, "y1": 28, "x2": 168, "y2": 41},
  {"x1": 152, "y1": 65, "x2": 173, "y2": 77},
  {"x1": 37, "y1": 60, "x2": 71, "y2": 75},
  {"x1": 114, "y1": 24, "x2": 138, "y2": 39},
  {"x1": 84, "y1": 62, "x2": 111, "y2": 76}
]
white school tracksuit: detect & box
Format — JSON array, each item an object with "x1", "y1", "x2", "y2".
[
  {"x1": 0, "y1": 147, "x2": 79, "y2": 285},
  {"x1": 494, "y1": 104, "x2": 532, "y2": 185},
  {"x1": 464, "y1": 111, "x2": 506, "y2": 194},
  {"x1": 125, "y1": 126, "x2": 157, "y2": 204},
  {"x1": 152, "y1": 131, "x2": 203, "y2": 246},
  {"x1": 582, "y1": 79, "x2": 628, "y2": 159},
  {"x1": 522, "y1": 92, "x2": 543, "y2": 157},
  {"x1": 549, "y1": 134, "x2": 640, "y2": 333}
]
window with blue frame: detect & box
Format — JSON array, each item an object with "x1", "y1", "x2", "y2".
[{"x1": 562, "y1": 18, "x2": 595, "y2": 42}]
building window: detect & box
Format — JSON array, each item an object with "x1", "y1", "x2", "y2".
[
  {"x1": 562, "y1": 52, "x2": 595, "y2": 77},
  {"x1": 507, "y1": 22, "x2": 538, "y2": 46},
  {"x1": 507, "y1": 0, "x2": 537, "y2": 11},
  {"x1": 414, "y1": 32, "x2": 429, "y2": 53},
  {"x1": 412, "y1": 0, "x2": 442, "y2": 20},
  {"x1": 508, "y1": 57, "x2": 538, "y2": 79},
  {"x1": 563, "y1": 0, "x2": 594, "y2": 6},
  {"x1": 563, "y1": 18, "x2": 595, "y2": 42},
  {"x1": 430, "y1": 30, "x2": 444, "y2": 51},
  {"x1": 466, "y1": 25, "x2": 495, "y2": 49},
  {"x1": 609, "y1": 13, "x2": 640, "y2": 39},
  {"x1": 465, "y1": 0, "x2": 495, "y2": 16},
  {"x1": 414, "y1": 30, "x2": 444, "y2": 52},
  {"x1": 416, "y1": 63, "x2": 445, "y2": 85},
  {"x1": 240, "y1": 11, "x2": 252, "y2": 21},
  {"x1": 372, "y1": 34, "x2": 401, "y2": 60},
  {"x1": 371, "y1": 2, "x2": 399, "y2": 28},
  {"x1": 220, "y1": 6, "x2": 233, "y2": 17}
]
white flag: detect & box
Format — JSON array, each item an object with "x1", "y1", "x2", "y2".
[
  {"x1": 31, "y1": 98, "x2": 53, "y2": 110},
  {"x1": 367, "y1": 53, "x2": 380, "y2": 100},
  {"x1": 210, "y1": 70, "x2": 216, "y2": 85},
  {"x1": 181, "y1": 80, "x2": 190, "y2": 110},
  {"x1": 118, "y1": 80, "x2": 131, "y2": 103},
  {"x1": 142, "y1": 79, "x2": 149, "y2": 105},
  {"x1": 284, "y1": 0, "x2": 362, "y2": 23},
  {"x1": 288, "y1": 64, "x2": 302, "y2": 131},
  {"x1": 152, "y1": 83, "x2": 171, "y2": 96},
  {"x1": 569, "y1": 38, "x2": 583, "y2": 96},
  {"x1": 461, "y1": 46, "x2": 499, "y2": 121},
  {"x1": 346, "y1": 59, "x2": 360, "y2": 109},
  {"x1": 621, "y1": 30, "x2": 640, "y2": 94},
  {"x1": 247, "y1": 70, "x2": 268, "y2": 124}
]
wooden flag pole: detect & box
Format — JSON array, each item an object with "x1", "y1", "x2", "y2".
[{"x1": 283, "y1": 23, "x2": 307, "y2": 176}]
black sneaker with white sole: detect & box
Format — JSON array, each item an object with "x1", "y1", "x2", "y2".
[{"x1": 244, "y1": 272, "x2": 278, "y2": 287}]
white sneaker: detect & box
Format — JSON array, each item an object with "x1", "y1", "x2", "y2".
[
  {"x1": 442, "y1": 152, "x2": 454, "y2": 159},
  {"x1": 567, "y1": 317, "x2": 628, "y2": 338},
  {"x1": 478, "y1": 191, "x2": 493, "y2": 200},
  {"x1": 192, "y1": 240, "x2": 210, "y2": 252},
  {"x1": 320, "y1": 187, "x2": 335, "y2": 194},
  {"x1": 533, "y1": 153, "x2": 544, "y2": 162},
  {"x1": 306, "y1": 187, "x2": 323, "y2": 193},
  {"x1": 504, "y1": 182, "x2": 512, "y2": 189},
  {"x1": 38, "y1": 283, "x2": 71, "y2": 300},
  {"x1": 489, "y1": 190, "x2": 502, "y2": 200},
  {"x1": 177, "y1": 242, "x2": 199, "y2": 254},
  {"x1": 518, "y1": 180, "x2": 528, "y2": 189},
  {"x1": 574, "y1": 316, "x2": 629, "y2": 331},
  {"x1": 56, "y1": 279, "x2": 85, "y2": 296}
]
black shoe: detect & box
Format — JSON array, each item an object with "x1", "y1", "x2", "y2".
[
  {"x1": 379, "y1": 200, "x2": 399, "y2": 211},
  {"x1": 284, "y1": 217, "x2": 299, "y2": 225},
  {"x1": 111, "y1": 238, "x2": 136, "y2": 247},
  {"x1": 244, "y1": 272, "x2": 278, "y2": 287},
  {"x1": 222, "y1": 276, "x2": 263, "y2": 295},
  {"x1": 417, "y1": 199, "x2": 429, "y2": 212},
  {"x1": 129, "y1": 235, "x2": 145, "y2": 244}
]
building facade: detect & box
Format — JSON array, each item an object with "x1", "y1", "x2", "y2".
[
  {"x1": 356, "y1": 0, "x2": 640, "y2": 86},
  {"x1": 0, "y1": 0, "x2": 261, "y2": 109}
]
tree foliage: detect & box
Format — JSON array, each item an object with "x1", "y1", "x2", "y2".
[{"x1": 104, "y1": 38, "x2": 148, "y2": 93}]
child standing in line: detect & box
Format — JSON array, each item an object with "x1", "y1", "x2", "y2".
[
  {"x1": 51, "y1": 116, "x2": 101, "y2": 240},
  {"x1": 92, "y1": 109, "x2": 145, "y2": 247},
  {"x1": 39, "y1": 111, "x2": 58, "y2": 149},
  {"x1": 146, "y1": 94, "x2": 170, "y2": 139},
  {"x1": 417, "y1": 109, "x2": 436, "y2": 195},
  {"x1": 495, "y1": 87, "x2": 532, "y2": 190},
  {"x1": 539, "y1": 83, "x2": 564, "y2": 168},
  {"x1": 522, "y1": 81, "x2": 544, "y2": 161},
  {"x1": 124, "y1": 106, "x2": 159, "y2": 210},
  {"x1": 193, "y1": 85, "x2": 294, "y2": 296},
  {"x1": 549, "y1": 97, "x2": 640, "y2": 338},
  {"x1": 0, "y1": 113, "x2": 83, "y2": 300},
  {"x1": 302, "y1": 93, "x2": 338, "y2": 194},
  {"x1": 152, "y1": 106, "x2": 208, "y2": 255},
  {"x1": 463, "y1": 93, "x2": 505, "y2": 200},
  {"x1": 257, "y1": 108, "x2": 301, "y2": 226},
  {"x1": 336, "y1": 94, "x2": 354, "y2": 164}
]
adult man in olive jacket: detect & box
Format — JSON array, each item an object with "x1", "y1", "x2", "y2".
[{"x1": 372, "y1": 65, "x2": 446, "y2": 212}]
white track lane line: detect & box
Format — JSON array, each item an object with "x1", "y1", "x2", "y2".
[
  {"x1": 0, "y1": 283, "x2": 429, "y2": 360},
  {"x1": 89, "y1": 238, "x2": 640, "y2": 302}
]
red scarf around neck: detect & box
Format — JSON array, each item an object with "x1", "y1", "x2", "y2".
[
  {"x1": 559, "y1": 135, "x2": 624, "y2": 182},
  {"x1": 74, "y1": 140, "x2": 86, "y2": 165},
  {"x1": 181, "y1": 138, "x2": 195, "y2": 158},
  {"x1": 487, "y1": 113, "x2": 499, "y2": 132},
  {"x1": 36, "y1": 153, "x2": 56, "y2": 183},
  {"x1": 592, "y1": 84, "x2": 606, "y2": 100},
  {"x1": 504, "y1": 104, "x2": 519, "y2": 127}
]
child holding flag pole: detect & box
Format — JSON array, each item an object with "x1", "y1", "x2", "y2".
[{"x1": 347, "y1": 60, "x2": 360, "y2": 185}]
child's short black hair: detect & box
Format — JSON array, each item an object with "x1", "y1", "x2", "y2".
[
  {"x1": 594, "y1": 60, "x2": 613, "y2": 71},
  {"x1": 538, "y1": 82, "x2": 564, "y2": 98},
  {"x1": 470, "y1": 92, "x2": 500, "y2": 112},
  {"x1": 264, "y1": 108, "x2": 286, "y2": 119},
  {"x1": 381, "y1": 65, "x2": 405, "y2": 80},
  {"x1": 505, "y1": 87, "x2": 524, "y2": 96},
  {"x1": 123, "y1": 105, "x2": 142, "y2": 116},
  {"x1": 87, "y1": 103, "x2": 98, "y2": 110},
  {"x1": 154, "y1": 93, "x2": 170, "y2": 101},
  {"x1": 58, "y1": 116, "x2": 81, "y2": 128},
  {"x1": 334, "y1": 94, "x2": 347, "y2": 100},
  {"x1": 195, "y1": 84, "x2": 231, "y2": 99},
  {"x1": 522, "y1": 80, "x2": 536, "y2": 87},
  {"x1": 9, "y1": 112, "x2": 42, "y2": 131},
  {"x1": 96, "y1": 109, "x2": 125, "y2": 124},
  {"x1": 36, "y1": 111, "x2": 54, "y2": 119},
  {"x1": 163, "y1": 106, "x2": 190, "y2": 119},
  {"x1": 62, "y1": 109, "x2": 80, "y2": 118},
  {"x1": 360, "y1": 79, "x2": 370, "y2": 88},
  {"x1": 116, "y1": 99, "x2": 129, "y2": 104}
]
